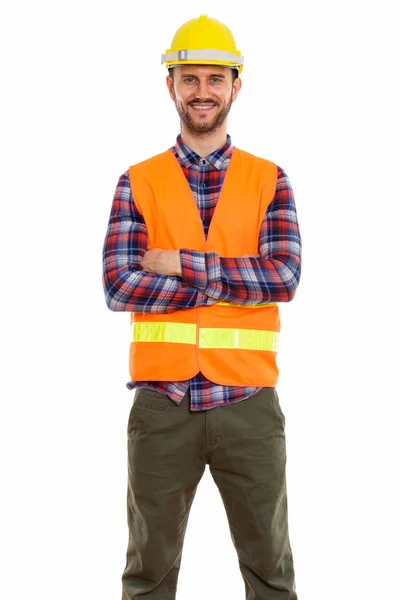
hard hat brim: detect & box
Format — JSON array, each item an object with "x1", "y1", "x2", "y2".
[
  {"x1": 161, "y1": 49, "x2": 243, "y2": 74},
  {"x1": 165, "y1": 60, "x2": 243, "y2": 74}
]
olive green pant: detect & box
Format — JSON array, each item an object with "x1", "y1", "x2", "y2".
[{"x1": 122, "y1": 387, "x2": 297, "y2": 599}]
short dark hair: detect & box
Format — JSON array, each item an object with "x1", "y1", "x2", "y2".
[{"x1": 168, "y1": 67, "x2": 239, "y2": 82}]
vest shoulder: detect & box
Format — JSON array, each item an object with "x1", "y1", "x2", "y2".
[
  {"x1": 234, "y1": 148, "x2": 276, "y2": 169},
  {"x1": 129, "y1": 150, "x2": 171, "y2": 172}
]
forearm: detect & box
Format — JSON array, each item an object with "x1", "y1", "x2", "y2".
[
  {"x1": 179, "y1": 250, "x2": 301, "y2": 304},
  {"x1": 102, "y1": 263, "x2": 209, "y2": 313}
]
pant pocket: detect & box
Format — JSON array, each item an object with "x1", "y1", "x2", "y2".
[{"x1": 135, "y1": 387, "x2": 176, "y2": 412}]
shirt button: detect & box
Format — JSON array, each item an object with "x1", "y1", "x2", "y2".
[
  {"x1": 200, "y1": 159, "x2": 206, "y2": 165},
  {"x1": 200, "y1": 183, "x2": 206, "y2": 188}
]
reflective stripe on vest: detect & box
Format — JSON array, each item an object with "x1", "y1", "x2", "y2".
[
  {"x1": 131, "y1": 322, "x2": 279, "y2": 352},
  {"x1": 199, "y1": 328, "x2": 279, "y2": 352},
  {"x1": 132, "y1": 322, "x2": 196, "y2": 345}
]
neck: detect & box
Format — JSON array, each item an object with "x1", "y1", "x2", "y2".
[{"x1": 180, "y1": 124, "x2": 228, "y2": 158}]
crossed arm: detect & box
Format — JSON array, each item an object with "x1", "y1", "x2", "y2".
[{"x1": 102, "y1": 168, "x2": 302, "y2": 313}]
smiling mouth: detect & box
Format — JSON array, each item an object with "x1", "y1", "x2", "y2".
[{"x1": 190, "y1": 104, "x2": 216, "y2": 110}]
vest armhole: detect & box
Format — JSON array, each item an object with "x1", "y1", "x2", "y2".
[{"x1": 128, "y1": 166, "x2": 144, "y2": 217}]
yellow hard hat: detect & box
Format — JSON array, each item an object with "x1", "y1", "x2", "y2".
[{"x1": 161, "y1": 14, "x2": 244, "y2": 74}]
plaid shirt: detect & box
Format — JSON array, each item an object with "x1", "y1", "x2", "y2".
[{"x1": 103, "y1": 134, "x2": 302, "y2": 411}]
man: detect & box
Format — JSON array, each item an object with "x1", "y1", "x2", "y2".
[{"x1": 103, "y1": 14, "x2": 302, "y2": 600}]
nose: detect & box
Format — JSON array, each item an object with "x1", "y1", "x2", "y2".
[{"x1": 195, "y1": 78, "x2": 212, "y2": 100}]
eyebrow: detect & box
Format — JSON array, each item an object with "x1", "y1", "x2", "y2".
[{"x1": 179, "y1": 73, "x2": 226, "y2": 79}]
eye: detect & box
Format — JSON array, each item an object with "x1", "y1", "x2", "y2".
[
  {"x1": 210, "y1": 77, "x2": 223, "y2": 83},
  {"x1": 183, "y1": 77, "x2": 196, "y2": 83}
]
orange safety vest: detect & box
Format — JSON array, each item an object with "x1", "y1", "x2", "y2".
[{"x1": 128, "y1": 147, "x2": 280, "y2": 387}]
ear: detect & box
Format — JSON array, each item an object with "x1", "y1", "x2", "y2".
[
  {"x1": 232, "y1": 77, "x2": 242, "y2": 102},
  {"x1": 166, "y1": 74, "x2": 175, "y2": 101}
]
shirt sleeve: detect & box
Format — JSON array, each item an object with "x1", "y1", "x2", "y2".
[
  {"x1": 102, "y1": 172, "x2": 215, "y2": 313},
  {"x1": 179, "y1": 166, "x2": 302, "y2": 303}
]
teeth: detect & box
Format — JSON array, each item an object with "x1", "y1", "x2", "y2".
[{"x1": 191, "y1": 105, "x2": 215, "y2": 110}]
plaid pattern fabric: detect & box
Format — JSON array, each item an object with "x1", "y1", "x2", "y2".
[{"x1": 103, "y1": 134, "x2": 302, "y2": 411}]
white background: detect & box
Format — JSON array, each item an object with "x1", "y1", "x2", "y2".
[{"x1": 1, "y1": 0, "x2": 399, "y2": 598}]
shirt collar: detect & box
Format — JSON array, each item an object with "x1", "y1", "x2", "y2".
[{"x1": 173, "y1": 133, "x2": 233, "y2": 170}]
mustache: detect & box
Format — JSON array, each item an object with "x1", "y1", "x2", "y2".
[{"x1": 188, "y1": 99, "x2": 218, "y2": 106}]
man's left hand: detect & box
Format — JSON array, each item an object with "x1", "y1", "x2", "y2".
[{"x1": 141, "y1": 248, "x2": 182, "y2": 277}]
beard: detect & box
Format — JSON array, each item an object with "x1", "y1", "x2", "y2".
[{"x1": 174, "y1": 92, "x2": 233, "y2": 136}]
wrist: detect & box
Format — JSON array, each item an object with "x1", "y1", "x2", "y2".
[{"x1": 170, "y1": 250, "x2": 182, "y2": 277}]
